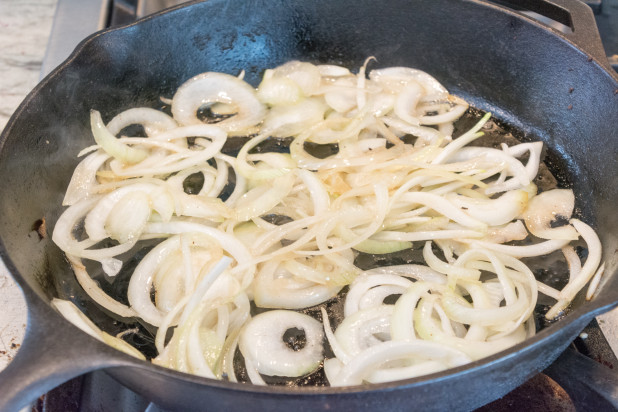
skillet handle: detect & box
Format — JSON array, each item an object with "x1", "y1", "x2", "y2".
[
  {"x1": 491, "y1": 0, "x2": 612, "y2": 72},
  {"x1": 0, "y1": 295, "x2": 128, "y2": 412}
]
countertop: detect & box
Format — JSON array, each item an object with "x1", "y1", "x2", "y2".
[{"x1": 0, "y1": 0, "x2": 617, "y2": 377}]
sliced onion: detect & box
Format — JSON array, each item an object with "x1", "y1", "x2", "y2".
[
  {"x1": 257, "y1": 76, "x2": 303, "y2": 106},
  {"x1": 317, "y1": 64, "x2": 352, "y2": 77},
  {"x1": 239, "y1": 310, "x2": 324, "y2": 377},
  {"x1": 233, "y1": 173, "x2": 295, "y2": 221},
  {"x1": 105, "y1": 107, "x2": 178, "y2": 136},
  {"x1": 546, "y1": 219, "x2": 602, "y2": 318},
  {"x1": 334, "y1": 305, "x2": 393, "y2": 357},
  {"x1": 447, "y1": 189, "x2": 528, "y2": 226},
  {"x1": 84, "y1": 183, "x2": 159, "y2": 242},
  {"x1": 52, "y1": 298, "x2": 145, "y2": 360},
  {"x1": 323, "y1": 76, "x2": 358, "y2": 113},
  {"x1": 523, "y1": 189, "x2": 579, "y2": 240},
  {"x1": 462, "y1": 238, "x2": 570, "y2": 258},
  {"x1": 393, "y1": 82, "x2": 423, "y2": 126},
  {"x1": 270, "y1": 61, "x2": 323, "y2": 96},
  {"x1": 51, "y1": 61, "x2": 605, "y2": 388},
  {"x1": 369, "y1": 67, "x2": 448, "y2": 97},
  {"x1": 105, "y1": 191, "x2": 151, "y2": 243},
  {"x1": 91, "y1": 110, "x2": 148, "y2": 164},
  {"x1": 172, "y1": 72, "x2": 266, "y2": 133},
  {"x1": 328, "y1": 340, "x2": 470, "y2": 386},
  {"x1": 262, "y1": 98, "x2": 326, "y2": 137},
  {"x1": 345, "y1": 273, "x2": 414, "y2": 317},
  {"x1": 253, "y1": 259, "x2": 343, "y2": 309},
  {"x1": 441, "y1": 286, "x2": 529, "y2": 327},
  {"x1": 109, "y1": 125, "x2": 227, "y2": 177},
  {"x1": 62, "y1": 151, "x2": 109, "y2": 206},
  {"x1": 431, "y1": 112, "x2": 490, "y2": 164}
]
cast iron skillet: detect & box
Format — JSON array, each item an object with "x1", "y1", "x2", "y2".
[{"x1": 0, "y1": 0, "x2": 617, "y2": 410}]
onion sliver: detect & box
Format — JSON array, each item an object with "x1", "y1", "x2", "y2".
[
  {"x1": 110, "y1": 125, "x2": 227, "y2": 177},
  {"x1": 334, "y1": 305, "x2": 393, "y2": 357},
  {"x1": 62, "y1": 151, "x2": 109, "y2": 205},
  {"x1": 345, "y1": 274, "x2": 414, "y2": 317},
  {"x1": 253, "y1": 259, "x2": 343, "y2": 309},
  {"x1": 545, "y1": 219, "x2": 602, "y2": 318},
  {"x1": 91, "y1": 110, "x2": 148, "y2": 164},
  {"x1": 105, "y1": 107, "x2": 178, "y2": 136},
  {"x1": 52, "y1": 298, "x2": 145, "y2": 360},
  {"x1": 523, "y1": 189, "x2": 579, "y2": 240},
  {"x1": 370, "y1": 67, "x2": 448, "y2": 97},
  {"x1": 84, "y1": 183, "x2": 159, "y2": 242},
  {"x1": 68, "y1": 255, "x2": 136, "y2": 318},
  {"x1": 172, "y1": 72, "x2": 266, "y2": 133},
  {"x1": 105, "y1": 191, "x2": 152, "y2": 243},
  {"x1": 328, "y1": 340, "x2": 470, "y2": 386},
  {"x1": 447, "y1": 189, "x2": 528, "y2": 226},
  {"x1": 257, "y1": 76, "x2": 303, "y2": 106}
]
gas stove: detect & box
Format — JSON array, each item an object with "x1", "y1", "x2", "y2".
[{"x1": 32, "y1": 1, "x2": 618, "y2": 410}]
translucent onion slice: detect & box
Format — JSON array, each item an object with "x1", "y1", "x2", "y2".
[
  {"x1": 62, "y1": 151, "x2": 109, "y2": 206},
  {"x1": 523, "y1": 189, "x2": 579, "y2": 240},
  {"x1": 239, "y1": 310, "x2": 324, "y2": 377},
  {"x1": 345, "y1": 273, "x2": 414, "y2": 317},
  {"x1": 363, "y1": 264, "x2": 447, "y2": 284},
  {"x1": 317, "y1": 64, "x2": 352, "y2": 77},
  {"x1": 414, "y1": 297, "x2": 528, "y2": 359},
  {"x1": 84, "y1": 183, "x2": 159, "y2": 242},
  {"x1": 397, "y1": 192, "x2": 487, "y2": 230},
  {"x1": 328, "y1": 340, "x2": 470, "y2": 387},
  {"x1": 391, "y1": 282, "x2": 436, "y2": 341},
  {"x1": 90, "y1": 110, "x2": 148, "y2": 164},
  {"x1": 233, "y1": 173, "x2": 295, "y2": 222},
  {"x1": 105, "y1": 107, "x2": 178, "y2": 136},
  {"x1": 369, "y1": 67, "x2": 448, "y2": 97},
  {"x1": 109, "y1": 125, "x2": 227, "y2": 177},
  {"x1": 546, "y1": 219, "x2": 602, "y2": 318},
  {"x1": 270, "y1": 60, "x2": 322, "y2": 96},
  {"x1": 257, "y1": 76, "x2": 303, "y2": 106},
  {"x1": 51, "y1": 298, "x2": 145, "y2": 360},
  {"x1": 323, "y1": 76, "x2": 358, "y2": 113},
  {"x1": 171, "y1": 72, "x2": 266, "y2": 133},
  {"x1": 53, "y1": 196, "x2": 138, "y2": 264},
  {"x1": 431, "y1": 112, "x2": 490, "y2": 164},
  {"x1": 441, "y1": 285, "x2": 529, "y2": 327},
  {"x1": 68, "y1": 255, "x2": 136, "y2": 318},
  {"x1": 393, "y1": 82, "x2": 423, "y2": 126},
  {"x1": 262, "y1": 98, "x2": 326, "y2": 137},
  {"x1": 334, "y1": 305, "x2": 393, "y2": 357},
  {"x1": 447, "y1": 189, "x2": 528, "y2": 226},
  {"x1": 461, "y1": 238, "x2": 570, "y2": 258},
  {"x1": 253, "y1": 260, "x2": 343, "y2": 309},
  {"x1": 105, "y1": 191, "x2": 151, "y2": 243}
]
